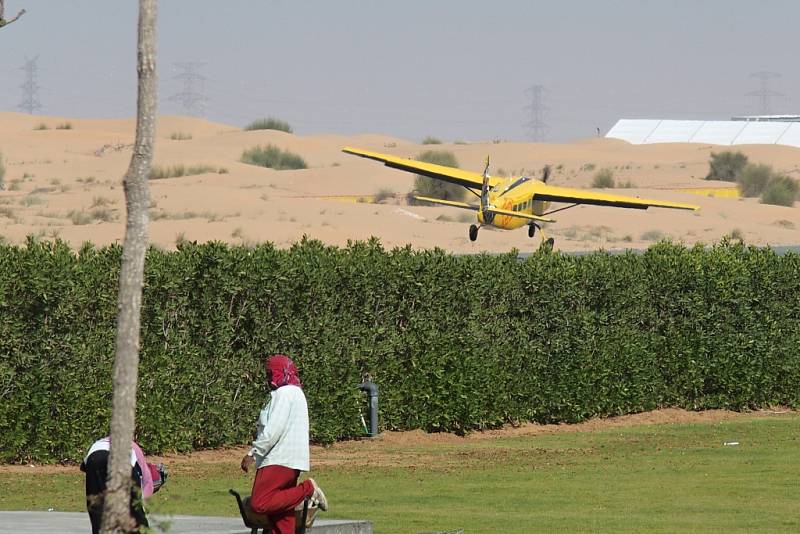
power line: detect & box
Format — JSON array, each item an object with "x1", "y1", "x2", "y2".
[
  {"x1": 168, "y1": 62, "x2": 209, "y2": 117},
  {"x1": 746, "y1": 71, "x2": 782, "y2": 115},
  {"x1": 18, "y1": 56, "x2": 42, "y2": 114},
  {"x1": 523, "y1": 85, "x2": 548, "y2": 141}
]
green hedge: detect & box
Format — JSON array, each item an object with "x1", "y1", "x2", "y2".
[{"x1": 1, "y1": 238, "x2": 799, "y2": 462}]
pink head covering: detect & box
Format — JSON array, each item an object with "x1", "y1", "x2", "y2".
[
  {"x1": 131, "y1": 441, "x2": 155, "y2": 499},
  {"x1": 267, "y1": 354, "x2": 302, "y2": 388}
]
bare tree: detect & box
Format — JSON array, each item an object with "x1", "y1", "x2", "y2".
[
  {"x1": 100, "y1": 1, "x2": 157, "y2": 533},
  {"x1": 0, "y1": 1, "x2": 26, "y2": 28}
]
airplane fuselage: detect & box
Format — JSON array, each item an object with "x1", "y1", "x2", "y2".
[{"x1": 476, "y1": 176, "x2": 552, "y2": 229}]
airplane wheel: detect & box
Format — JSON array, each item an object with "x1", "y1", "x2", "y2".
[
  {"x1": 528, "y1": 224, "x2": 536, "y2": 238},
  {"x1": 469, "y1": 224, "x2": 479, "y2": 242},
  {"x1": 540, "y1": 237, "x2": 555, "y2": 251}
]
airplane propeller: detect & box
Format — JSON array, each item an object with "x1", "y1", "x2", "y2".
[{"x1": 479, "y1": 155, "x2": 493, "y2": 225}]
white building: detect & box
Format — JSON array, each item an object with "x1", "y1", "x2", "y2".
[{"x1": 606, "y1": 118, "x2": 800, "y2": 148}]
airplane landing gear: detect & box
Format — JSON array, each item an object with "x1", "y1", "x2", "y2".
[
  {"x1": 540, "y1": 237, "x2": 555, "y2": 251},
  {"x1": 469, "y1": 224, "x2": 479, "y2": 242},
  {"x1": 528, "y1": 224, "x2": 536, "y2": 238}
]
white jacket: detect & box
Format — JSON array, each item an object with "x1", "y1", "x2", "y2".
[{"x1": 248, "y1": 385, "x2": 310, "y2": 471}]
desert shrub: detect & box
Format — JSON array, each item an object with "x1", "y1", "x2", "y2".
[
  {"x1": 55, "y1": 122, "x2": 73, "y2": 130},
  {"x1": 374, "y1": 188, "x2": 394, "y2": 203},
  {"x1": 33, "y1": 123, "x2": 49, "y2": 131},
  {"x1": 760, "y1": 174, "x2": 799, "y2": 207},
  {"x1": 737, "y1": 163, "x2": 773, "y2": 197},
  {"x1": 20, "y1": 195, "x2": 44, "y2": 207},
  {"x1": 241, "y1": 145, "x2": 307, "y2": 170},
  {"x1": 421, "y1": 136, "x2": 442, "y2": 145},
  {"x1": 728, "y1": 228, "x2": 745, "y2": 241},
  {"x1": 706, "y1": 151, "x2": 748, "y2": 182},
  {"x1": 412, "y1": 150, "x2": 465, "y2": 202},
  {"x1": 591, "y1": 168, "x2": 615, "y2": 188},
  {"x1": 149, "y1": 164, "x2": 221, "y2": 180},
  {"x1": 244, "y1": 118, "x2": 293, "y2": 133},
  {"x1": 0, "y1": 151, "x2": 5, "y2": 190},
  {"x1": 641, "y1": 229, "x2": 665, "y2": 241},
  {"x1": 170, "y1": 132, "x2": 192, "y2": 140}
]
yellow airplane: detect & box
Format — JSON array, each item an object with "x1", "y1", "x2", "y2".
[{"x1": 342, "y1": 146, "x2": 699, "y2": 247}]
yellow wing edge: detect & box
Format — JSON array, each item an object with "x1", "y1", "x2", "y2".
[
  {"x1": 533, "y1": 184, "x2": 700, "y2": 211},
  {"x1": 342, "y1": 146, "x2": 501, "y2": 189},
  {"x1": 413, "y1": 196, "x2": 479, "y2": 211}
]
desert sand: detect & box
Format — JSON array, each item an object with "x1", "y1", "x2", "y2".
[{"x1": 1, "y1": 112, "x2": 799, "y2": 253}]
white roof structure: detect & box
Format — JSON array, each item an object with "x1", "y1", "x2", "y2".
[{"x1": 606, "y1": 119, "x2": 800, "y2": 148}]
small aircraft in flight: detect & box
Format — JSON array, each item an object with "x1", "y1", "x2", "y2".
[{"x1": 342, "y1": 146, "x2": 699, "y2": 247}]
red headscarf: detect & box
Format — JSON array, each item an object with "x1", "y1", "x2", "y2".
[{"x1": 267, "y1": 354, "x2": 302, "y2": 388}]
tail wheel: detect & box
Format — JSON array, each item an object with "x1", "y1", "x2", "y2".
[{"x1": 469, "y1": 224, "x2": 479, "y2": 242}]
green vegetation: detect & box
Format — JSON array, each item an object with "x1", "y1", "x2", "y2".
[
  {"x1": 0, "y1": 151, "x2": 5, "y2": 190},
  {"x1": 706, "y1": 151, "x2": 748, "y2": 182},
  {"x1": 412, "y1": 150, "x2": 465, "y2": 202},
  {"x1": 591, "y1": 168, "x2": 615, "y2": 188},
  {"x1": 55, "y1": 122, "x2": 73, "y2": 130},
  {"x1": 1, "y1": 416, "x2": 799, "y2": 534},
  {"x1": 581, "y1": 163, "x2": 596, "y2": 172},
  {"x1": 169, "y1": 131, "x2": 193, "y2": 141},
  {"x1": 760, "y1": 173, "x2": 798, "y2": 207},
  {"x1": 737, "y1": 163, "x2": 772, "y2": 197},
  {"x1": 421, "y1": 136, "x2": 442, "y2": 145},
  {"x1": 149, "y1": 164, "x2": 227, "y2": 180},
  {"x1": 1, "y1": 239, "x2": 799, "y2": 462},
  {"x1": 241, "y1": 144, "x2": 307, "y2": 170},
  {"x1": 244, "y1": 117, "x2": 293, "y2": 133},
  {"x1": 735, "y1": 163, "x2": 798, "y2": 206},
  {"x1": 33, "y1": 123, "x2": 49, "y2": 131}
]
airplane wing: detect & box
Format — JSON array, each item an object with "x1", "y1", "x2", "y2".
[
  {"x1": 413, "y1": 196, "x2": 479, "y2": 211},
  {"x1": 343, "y1": 147, "x2": 503, "y2": 190},
  {"x1": 533, "y1": 183, "x2": 699, "y2": 211}
]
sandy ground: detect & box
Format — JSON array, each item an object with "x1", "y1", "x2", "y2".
[{"x1": 1, "y1": 112, "x2": 799, "y2": 253}]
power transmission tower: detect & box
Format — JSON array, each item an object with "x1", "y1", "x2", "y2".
[
  {"x1": 169, "y1": 62, "x2": 208, "y2": 117},
  {"x1": 524, "y1": 85, "x2": 549, "y2": 141},
  {"x1": 18, "y1": 56, "x2": 42, "y2": 115},
  {"x1": 746, "y1": 71, "x2": 782, "y2": 115}
]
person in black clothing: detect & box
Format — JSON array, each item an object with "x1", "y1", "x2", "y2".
[{"x1": 79, "y1": 437, "x2": 167, "y2": 534}]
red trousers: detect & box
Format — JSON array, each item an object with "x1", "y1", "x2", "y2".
[{"x1": 251, "y1": 464, "x2": 314, "y2": 534}]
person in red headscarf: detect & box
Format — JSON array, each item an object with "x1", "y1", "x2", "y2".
[{"x1": 240, "y1": 354, "x2": 328, "y2": 534}]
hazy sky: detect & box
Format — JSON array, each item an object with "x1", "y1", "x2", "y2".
[{"x1": 1, "y1": 1, "x2": 797, "y2": 142}]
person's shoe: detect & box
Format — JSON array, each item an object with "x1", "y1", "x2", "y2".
[{"x1": 308, "y1": 478, "x2": 328, "y2": 511}]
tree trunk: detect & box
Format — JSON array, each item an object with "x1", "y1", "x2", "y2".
[{"x1": 100, "y1": 1, "x2": 157, "y2": 533}]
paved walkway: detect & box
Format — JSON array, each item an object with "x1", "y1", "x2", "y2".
[{"x1": 0, "y1": 511, "x2": 372, "y2": 534}]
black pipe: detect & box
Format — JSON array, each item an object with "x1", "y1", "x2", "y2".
[{"x1": 357, "y1": 378, "x2": 379, "y2": 438}]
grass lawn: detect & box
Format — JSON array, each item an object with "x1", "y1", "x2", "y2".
[{"x1": 1, "y1": 413, "x2": 798, "y2": 533}]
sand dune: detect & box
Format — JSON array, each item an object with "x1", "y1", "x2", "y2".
[{"x1": 1, "y1": 112, "x2": 798, "y2": 253}]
